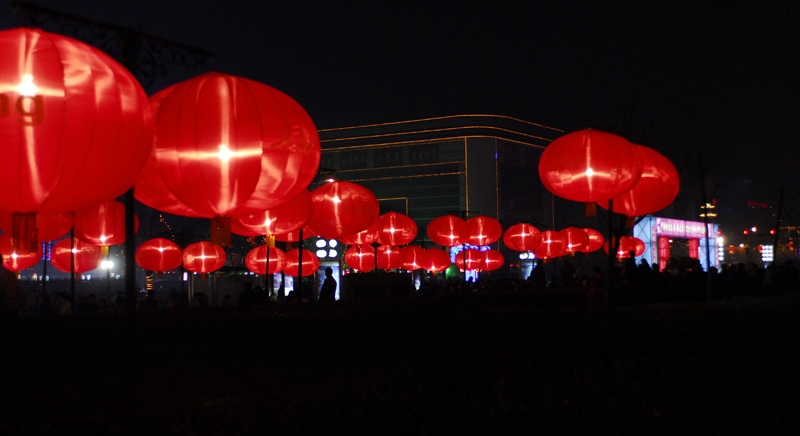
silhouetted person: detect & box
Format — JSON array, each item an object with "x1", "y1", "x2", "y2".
[
  {"x1": 238, "y1": 282, "x2": 256, "y2": 307},
  {"x1": 319, "y1": 267, "x2": 336, "y2": 303}
]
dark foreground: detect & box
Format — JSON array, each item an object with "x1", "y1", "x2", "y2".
[{"x1": 2, "y1": 291, "x2": 800, "y2": 435}]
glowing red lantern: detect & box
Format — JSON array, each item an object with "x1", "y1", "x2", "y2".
[
  {"x1": 135, "y1": 72, "x2": 320, "y2": 222},
  {"x1": 596, "y1": 144, "x2": 680, "y2": 216},
  {"x1": 245, "y1": 245, "x2": 285, "y2": 275},
  {"x1": 538, "y1": 129, "x2": 642, "y2": 202},
  {"x1": 603, "y1": 236, "x2": 638, "y2": 258},
  {"x1": 339, "y1": 219, "x2": 380, "y2": 245},
  {"x1": 483, "y1": 250, "x2": 504, "y2": 271},
  {"x1": 423, "y1": 248, "x2": 451, "y2": 272},
  {"x1": 306, "y1": 181, "x2": 379, "y2": 240},
  {"x1": 182, "y1": 241, "x2": 226, "y2": 274},
  {"x1": 345, "y1": 244, "x2": 375, "y2": 272},
  {"x1": 727, "y1": 245, "x2": 736, "y2": 254},
  {"x1": 0, "y1": 234, "x2": 42, "y2": 271},
  {"x1": 503, "y1": 223, "x2": 542, "y2": 252},
  {"x1": 559, "y1": 227, "x2": 589, "y2": 254},
  {"x1": 378, "y1": 212, "x2": 418, "y2": 246},
  {"x1": 466, "y1": 216, "x2": 502, "y2": 246},
  {"x1": 0, "y1": 29, "x2": 154, "y2": 216},
  {"x1": 283, "y1": 248, "x2": 319, "y2": 277},
  {"x1": 427, "y1": 215, "x2": 467, "y2": 247},
  {"x1": 400, "y1": 245, "x2": 426, "y2": 271},
  {"x1": 135, "y1": 238, "x2": 182, "y2": 273},
  {"x1": 580, "y1": 228, "x2": 605, "y2": 253},
  {"x1": 233, "y1": 190, "x2": 313, "y2": 237},
  {"x1": 632, "y1": 237, "x2": 646, "y2": 257},
  {"x1": 275, "y1": 226, "x2": 316, "y2": 242},
  {"x1": 455, "y1": 248, "x2": 485, "y2": 271},
  {"x1": 376, "y1": 245, "x2": 403, "y2": 270},
  {"x1": 0, "y1": 212, "x2": 72, "y2": 242},
  {"x1": 534, "y1": 230, "x2": 565, "y2": 260},
  {"x1": 74, "y1": 200, "x2": 140, "y2": 246},
  {"x1": 50, "y1": 238, "x2": 104, "y2": 273}
]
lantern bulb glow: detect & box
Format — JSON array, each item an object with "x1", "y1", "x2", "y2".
[
  {"x1": 585, "y1": 168, "x2": 594, "y2": 177},
  {"x1": 158, "y1": 247, "x2": 165, "y2": 252},
  {"x1": 217, "y1": 145, "x2": 233, "y2": 161},
  {"x1": 72, "y1": 248, "x2": 78, "y2": 253},
  {"x1": 332, "y1": 196, "x2": 341, "y2": 204},
  {"x1": 99, "y1": 235, "x2": 107, "y2": 242},
  {"x1": 17, "y1": 74, "x2": 38, "y2": 96},
  {"x1": 11, "y1": 253, "x2": 18, "y2": 259}
]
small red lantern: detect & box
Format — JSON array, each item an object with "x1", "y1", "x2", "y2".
[
  {"x1": 339, "y1": 219, "x2": 381, "y2": 245},
  {"x1": 307, "y1": 181, "x2": 379, "y2": 240},
  {"x1": 74, "y1": 200, "x2": 140, "y2": 246},
  {"x1": 400, "y1": 245, "x2": 426, "y2": 271},
  {"x1": 376, "y1": 245, "x2": 403, "y2": 270},
  {"x1": 283, "y1": 248, "x2": 319, "y2": 277},
  {"x1": 454, "y1": 248, "x2": 485, "y2": 271},
  {"x1": 483, "y1": 250, "x2": 504, "y2": 272},
  {"x1": 0, "y1": 234, "x2": 42, "y2": 271},
  {"x1": 603, "y1": 236, "x2": 640, "y2": 258},
  {"x1": 233, "y1": 190, "x2": 312, "y2": 237},
  {"x1": 423, "y1": 248, "x2": 451, "y2": 272},
  {"x1": 538, "y1": 129, "x2": 642, "y2": 202},
  {"x1": 50, "y1": 238, "x2": 104, "y2": 273},
  {"x1": 345, "y1": 244, "x2": 375, "y2": 272},
  {"x1": 427, "y1": 215, "x2": 467, "y2": 247},
  {"x1": 0, "y1": 212, "x2": 72, "y2": 242},
  {"x1": 245, "y1": 245, "x2": 285, "y2": 275},
  {"x1": 727, "y1": 245, "x2": 736, "y2": 254},
  {"x1": 182, "y1": 241, "x2": 226, "y2": 274},
  {"x1": 378, "y1": 212, "x2": 418, "y2": 246},
  {"x1": 534, "y1": 230, "x2": 565, "y2": 260},
  {"x1": 503, "y1": 223, "x2": 542, "y2": 252},
  {"x1": 580, "y1": 228, "x2": 605, "y2": 253},
  {"x1": 466, "y1": 216, "x2": 502, "y2": 246},
  {"x1": 559, "y1": 227, "x2": 589, "y2": 254},
  {"x1": 135, "y1": 238, "x2": 183, "y2": 273}
]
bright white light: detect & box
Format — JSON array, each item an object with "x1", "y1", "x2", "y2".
[
  {"x1": 316, "y1": 249, "x2": 328, "y2": 258},
  {"x1": 332, "y1": 196, "x2": 342, "y2": 204},
  {"x1": 328, "y1": 249, "x2": 337, "y2": 258},
  {"x1": 716, "y1": 236, "x2": 724, "y2": 245},
  {"x1": 519, "y1": 253, "x2": 529, "y2": 260},
  {"x1": 17, "y1": 74, "x2": 38, "y2": 96},
  {"x1": 101, "y1": 260, "x2": 114, "y2": 269},
  {"x1": 263, "y1": 218, "x2": 274, "y2": 227},
  {"x1": 11, "y1": 253, "x2": 18, "y2": 259},
  {"x1": 315, "y1": 239, "x2": 327, "y2": 248},
  {"x1": 158, "y1": 247, "x2": 165, "y2": 252},
  {"x1": 217, "y1": 144, "x2": 233, "y2": 161},
  {"x1": 327, "y1": 178, "x2": 335, "y2": 183},
  {"x1": 199, "y1": 255, "x2": 206, "y2": 260},
  {"x1": 751, "y1": 227, "x2": 757, "y2": 233},
  {"x1": 585, "y1": 168, "x2": 595, "y2": 177},
  {"x1": 72, "y1": 248, "x2": 78, "y2": 254},
  {"x1": 99, "y1": 235, "x2": 107, "y2": 243},
  {"x1": 328, "y1": 240, "x2": 338, "y2": 248}
]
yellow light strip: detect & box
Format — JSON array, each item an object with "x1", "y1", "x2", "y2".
[
  {"x1": 321, "y1": 135, "x2": 548, "y2": 151},
  {"x1": 317, "y1": 114, "x2": 564, "y2": 133},
  {"x1": 321, "y1": 125, "x2": 555, "y2": 143}
]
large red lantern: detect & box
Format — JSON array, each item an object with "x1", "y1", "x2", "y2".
[
  {"x1": 534, "y1": 230, "x2": 565, "y2": 260},
  {"x1": 466, "y1": 216, "x2": 503, "y2": 246},
  {"x1": 376, "y1": 245, "x2": 403, "y2": 270},
  {"x1": 0, "y1": 212, "x2": 72, "y2": 242},
  {"x1": 559, "y1": 227, "x2": 589, "y2": 254},
  {"x1": 483, "y1": 250, "x2": 504, "y2": 272},
  {"x1": 135, "y1": 238, "x2": 182, "y2": 273},
  {"x1": 596, "y1": 144, "x2": 680, "y2": 217},
  {"x1": 503, "y1": 223, "x2": 542, "y2": 252},
  {"x1": 74, "y1": 200, "x2": 140, "y2": 246},
  {"x1": 580, "y1": 228, "x2": 605, "y2": 253},
  {"x1": 306, "y1": 181, "x2": 379, "y2": 240},
  {"x1": 427, "y1": 215, "x2": 467, "y2": 247},
  {"x1": 400, "y1": 245, "x2": 426, "y2": 271},
  {"x1": 283, "y1": 248, "x2": 319, "y2": 277},
  {"x1": 345, "y1": 244, "x2": 375, "y2": 272},
  {"x1": 538, "y1": 129, "x2": 642, "y2": 202},
  {"x1": 378, "y1": 212, "x2": 418, "y2": 246},
  {"x1": 0, "y1": 234, "x2": 42, "y2": 271},
  {"x1": 423, "y1": 248, "x2": 451, "y2": 272},
  {"x1": 182, "y1": 241, "x2": 226, "y2": 274},
  {"x1": 0, "y1": 28, "x2": 154, "y2": 216},
  {"x1": 275, "y1": 226, "x2": 316, "y2": 242},
  {"x1": 50, "y1": 238, "x2": 104, "y2": 273},
  {"x1": 339, "y1": 219, "x2": 380, "y2": 245},
  {"x1": 245, "y1": 245, "x2": 285, "y2": 275},
  {"x1": 454, "y1": 248, "x2": 485, "y2": 271},
  {"x1": 135, "y1": 72, "x2": 320, "y2": 221},
  {"x1": 232, "y1": 190, "x2": 313, "y2": 237}
]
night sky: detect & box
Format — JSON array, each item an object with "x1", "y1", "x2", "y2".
[{"x1": 2, "y1": 1, "x2": 798, "y2": 230}]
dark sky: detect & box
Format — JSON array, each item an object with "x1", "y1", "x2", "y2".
[{"x1": 3, "y1": 1, "x2": 799, "y2": 228}]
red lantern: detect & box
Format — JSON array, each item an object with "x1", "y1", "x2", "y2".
[
  {"x1": 0, "y1": 212, "x2": 72, "y2": 242},
  {"x1": 423, "y1": 248, "x2": 451, "y2": 272},
  {"x1": 378, "y1": 212, "x2": 418, "y2": 246},
  {"x1": 596, "y1": 144, "x2": 680, "y2": 216},
  {"x1": 376, "y1": 245, "x2": 403, "y2": 270},
  {"x1": 727, "y1": 245, "x2": 736, "y2": 254},
  {"x1": 135, "y1": 72, "x2": 320, "y2": 220},
  {"x1": 466, "y1": 216, "x2": 502, "y2": 246},
  {"x1": 603, "y1": 236, "x2": 639, "y2": 258},
  {"x1": 483, "y1": 250, "x2": 504, "y2": 271},
  {"x1": 400, "y1": 245, "x2": 426, "y2": 271},
  {"x1": 74, "y1": 200, "x2": 140, "y2": 246},
  {"x1": 0, "y1": 234, "x2": 42, "y2": 271},
  {"x1": 182, "y1": 241, "x2": 226, "y2": 274},
  {"x1": 233, "y1": 190, "x2": 313, "y2": 237},
  {"x1": 455, "y1": 248, "x2": 485, "y2": 271},
  {"x1": 534, "y1": 230, "x2": 565, "y2": 260},
  {"x1": 503, "y1": 223, "x2": 542, "y2": 252},
  {"x1": 538, "y1": 129, "x2": 642, "y2": 202},
  {"x1": 580, "y1": 228, "x2": 605, "y2": 253},
  {"x1": 135, "y1": 238, "x2": 183, "y2": 273},
  {"x1": 274, "y1": 226, "x2": 316, "y2": 242},
  {"x1": 283, "y1": 248, "x2": 319, "y2": 277},
  {"x1": 50, "y1": 238, "x2": 104, "y2": 273},
  {"x1": 427, "y1": 215, "x2": 467, "y2": 247},
  {"x1": 632, "y1": 237, "x2": 646, "y2": 257},
  {"x1": 339, "y1": 219, "x2": 380, "y2": 245},
  {"x1": 0, "y1": 29, "x2": 154, "y2": 215},
  {"x1": 559, "y1": 227, "x2": 589, "y2": 254},
  {"x1": 306, "y1": 181, "x2": 379, "y2": 240},
  {"x1": 345, "y1": 244, "x2": 375, "y2": 272},
  {"x1": 245, "y1": 245, "x2": 285, "y2": 275}
]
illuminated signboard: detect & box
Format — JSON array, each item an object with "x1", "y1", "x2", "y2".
[{"x1": 655, "y1": 218, "x2": 712, "y2": 239}]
